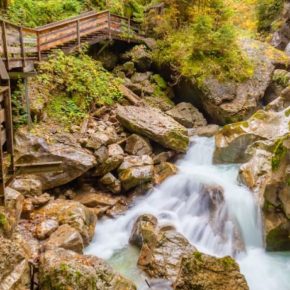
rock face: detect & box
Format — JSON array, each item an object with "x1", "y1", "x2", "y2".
[
  {"x1": 39, "y1": 248, "x2": 136, "y2": 290},
  {"x1": 117, "y1": 105, "x2": 189, "y2": 152},
  {"x1": 214, "y1": 95, "x2": 290, "y2": 251},
  {"x1": 0, "y1": 236, "x2": 30, "y2": 290},
  {"x1": 166, "y1": 102, "x2": 207, "y2": 128},
  {"x1": 32, "y1": 199, "x2": 97, "y2": 245},
  {"x1": 131, "y1": 215, "x2": 248, "y2": 289},
  {"x1": 14, "y1": 129, "x2": 96, "y2": 191},
  {"x1": 176, "y1": 38, "x2": 289, "y2": 125}
]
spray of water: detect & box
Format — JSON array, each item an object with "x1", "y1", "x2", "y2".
[{"x1": 86, "y1": 137, "x2": 290, "y2": 290}]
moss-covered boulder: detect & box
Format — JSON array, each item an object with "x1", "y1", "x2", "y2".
[
  {"x1": 39, "y1": 248, "x2": 136, "y2": 290},
  {"x1": 177, "y1": 38, "x2": 289, "y2": 125},
  {"x1": 116, "y1": 105, "x2": 189, "y2": 152},
  {"x1": 174, "y1": 253, "x2": 249, "y2": 290},
  {"x1": 131, "y1": 216, "x2": 248, "y2": 289}
]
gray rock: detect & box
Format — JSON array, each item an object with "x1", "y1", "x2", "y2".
[{"x1": 117, "y1": 105, "x2": 189, "y2": 152}]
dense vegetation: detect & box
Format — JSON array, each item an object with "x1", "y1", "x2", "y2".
[
  {"x1": 257, "y1": 0, "x2": 284, "y2": 32},
  {"x1": 12, "y1": 51, "x2": 123, "y2": 127}
]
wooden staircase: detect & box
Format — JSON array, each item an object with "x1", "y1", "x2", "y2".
[{"x1": 0, "y1": 10, "x2": 143, "y2": 202}]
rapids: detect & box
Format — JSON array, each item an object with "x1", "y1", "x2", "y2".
[{"x1": 86, "y1": 137, "x2": 290, "y2": 290}]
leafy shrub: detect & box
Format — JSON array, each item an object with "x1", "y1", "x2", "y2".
[
  {"x1": 6, "y1": 0, "x2": 84, "y2": 27},
  {"x1": 36, "y1": 50, "x2": 123, "y2": 125},
  {"x1": 152, "y1": 0, "x2": 253, "y2": 84},
  {"x1": 257, "y1": 0, "x2": 284, "y2": 32}
]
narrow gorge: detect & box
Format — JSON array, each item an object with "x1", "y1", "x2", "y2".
[{"x1": 0, "y1": 0, "x2": 289, "y2": 290}]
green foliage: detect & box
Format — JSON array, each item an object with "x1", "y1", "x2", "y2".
[
  {"x1": 152, "y1": 0, "x2": 253, "y2": 83},
  {"x1": 37, "y1": 50, "x2": 123, "y2": 126},
  {"x1": 6, "y1": 0, "x2": 84, "y2": 27},
  {"x1": 257, "y1": 0, "x2": 284, "y2": 32},
  {"x1": 11, "y1": 80, "x2": 28, "y2": 128}
]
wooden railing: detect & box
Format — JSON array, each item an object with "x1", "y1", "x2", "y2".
[{"x1": 0, "y1": 10, "x2": 141, "y2": 70}]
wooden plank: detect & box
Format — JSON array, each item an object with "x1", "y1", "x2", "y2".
[
  {"x1": 1, "y1": 21, "x2": 9, "y2": 70},
  {"x1": 0, "y1": 109, "x2": 5, "y2": 124},
  {"x1": 0, "y1": 59, "x2": 9, "y2": 80},
  {"x1": 1, "y1": 129, "x2": 6, "y2": 146},
  {"x1": 15, "y1": 161, "x2": 63, "y2": 175}
]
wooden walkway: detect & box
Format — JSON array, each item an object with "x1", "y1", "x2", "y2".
[{"x1": 0, "y1": 10, "x2": 143, "y2": 201}]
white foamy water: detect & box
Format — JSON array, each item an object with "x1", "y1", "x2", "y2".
[{"x1": 86, "y1": 137, "x2": 290, "y2": 290}]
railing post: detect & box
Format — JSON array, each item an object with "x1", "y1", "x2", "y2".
[
  {"x1": 19, "y1": 27, "x2": 26, "y2": 69},
  {"x1": 108, "y1": 11, "x2": 112, "y2": 40},
  {"x1": 37, "y1": 31, "x2": 41, "y2": 61},
  {"x1": 1, "y1": 21, "x2": 9, "y2": 70},
  {"x1": 76, "y1": 20, "x2": 81, "y2": 50}
]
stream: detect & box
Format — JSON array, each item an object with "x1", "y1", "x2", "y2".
[{"x1": 86, "y1": 137, "x2": 290, "y2": 290}]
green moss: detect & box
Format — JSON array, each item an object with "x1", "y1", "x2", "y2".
[
  {"x1": 193, "y1": 251, "x2": 203, "y2": 261},
  {"x1": 257, "y1": 0, "x2": 284, "y2": 32},
  {"x1": 271, "y1": 138, "x2": 287, "y2": 170},
  {"x1": 285, "y1": 108, "x2": 290, "y2": 117},
  {"x1": 0, "y1": 212, "x2": 7, "y2": 227},
  {"x1": 220, "y1": 256, "x2": 235, "y2": 269}
]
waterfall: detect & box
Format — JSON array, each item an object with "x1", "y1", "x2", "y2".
[{"x1": 86, "y1": 137, "x2": 290, "y2": 290}]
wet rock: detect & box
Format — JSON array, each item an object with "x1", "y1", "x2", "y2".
[
  {"x1": 214, "y1": 108, "x2": 290, "y2": 163},
  {"x1": 174, "y1": 252, "x2": 249, "y2": 290},
  {"x1": 125, "y1": 134, "x2": 152, "y2": 156},
  {"x1": 138, "y1": 228, "x2": 196, "y2": 281},
  {"x1": 39, "y1": 248, "x2": 136, "y2": 290},
  {"x1": 4, "y1": 187, "x2": 24, "y2": 234},
  {"x1": 14, "y1": 129, "x2": 96, "y2": 191},
  {"x1": 93, "y1": 144, "x2": 124, "y2": 177},
  {"x1": 188, "y1": 124, "x2": 220, "y2": 137},
  {"x1": 166, "y1": 102, "x2": 207, "y2": 128},
  {"x1": 44, "y1": 224, "x2": 84, "y2": 253},
  {"x1": 154, "y1": 162, "x2": 177, "y2": 184},
  {"x1": 94, "y1": 145, "x2": 108, "y2": 163},
  {"x1": 74, "y1": 192, "x2": 120, "y2": 208},
  {"x1": 10, "y1": 177, "x2": 42, "y2": 196},
  {"x1": 99, "y1": 173, "x2": 121, "y2": 194},
  {"x1": 0, "y1": 236, "x2": 30, "y2": 290},
  {"x1": 32, "y1": 199, "x2": 96, "y2": 245},
  {"x1": 143, "y1": 95, "x2": 175, "y2": 111},
  {"x1": 117, "y1": 105, "x2": 189, "y2": 152},
  {"x1": 153, "y1": 151, "x2": 176, "y2": 164},
  {"x1": 34, "y1": 218, "x2": 59, "y2": 240},
  {"x1": 118, "y1": 155, "x2": 154, "y2": 191},
  {"x1": 130, "y1": 214, "x2": 158, "y2": 248}
]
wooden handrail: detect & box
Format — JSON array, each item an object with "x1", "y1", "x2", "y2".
[{"x1": 0, "y1": 10, "x2": 142, "y2": 69}]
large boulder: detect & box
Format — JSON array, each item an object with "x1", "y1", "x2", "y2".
[
  {"x1": 174, "y1": 252, "x2": 249, "y2": 290},
  {"x1": 14, "y1": 128, "x2": 96, "y2": 191},
  {"x1": 176, "y1": 38, "x2": 289, "y2": 125},
  {"x1": 39, "y1": 248, "x2": 136, "y2": 290},
  {"x1": 131, "y1": 215, "x2": 248, "y2": 289},
  {"x1": 32, "y1": 199, "x2": 97, "y2": 245},
  {"x1": 214, "y1": 108, "x2": 290, "y2": 163},
  {"x1": 166, "y1": 102, "x2": 207, "y2": 128},
  {"x1": 0, "y1": 236, "x2": 30, "y2": 290},
  {"x1": 117, "y1": 105, "x2": 189, "y2": 152}
]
